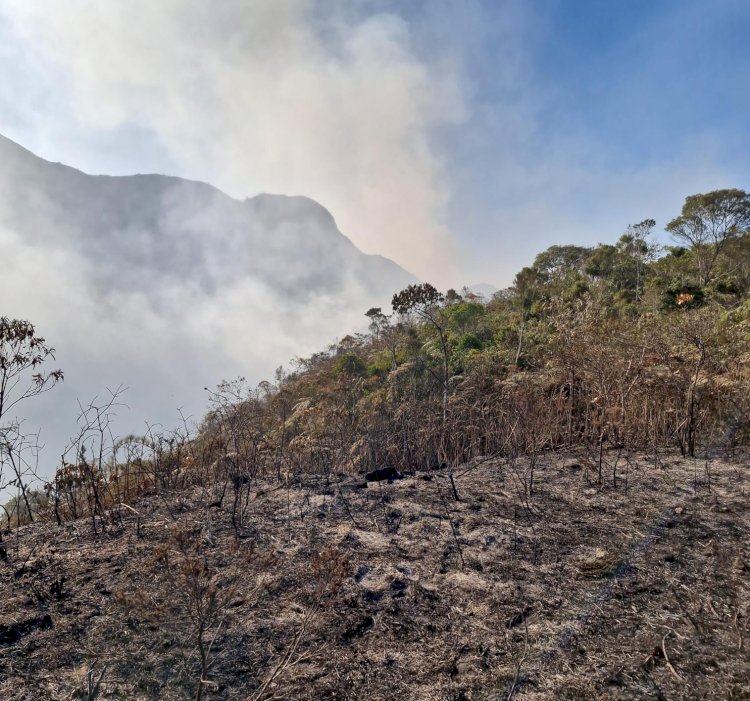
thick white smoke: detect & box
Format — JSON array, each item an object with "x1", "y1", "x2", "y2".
[
  {"x1": 0, "y1": 0, "x2": 466, "y2": 281},
  {"x1": 0, "y1": 1, "x2": 467, "y2": 479}
]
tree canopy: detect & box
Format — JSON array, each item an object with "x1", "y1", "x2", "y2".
[{"x1": 666, "y1": 189, "x2": 750, "y2": 285}]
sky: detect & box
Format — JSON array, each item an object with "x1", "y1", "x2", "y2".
[
  {"x1": 1, "y1": 0, "x2": 749, "y2": 479},
  {"x1": 1, "y1": 0, "x2": 749, "y2": 286}
]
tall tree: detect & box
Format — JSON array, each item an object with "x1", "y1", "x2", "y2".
[
  {"x1": 666, "y1": 189, "x2": 750, "y2": 286},
  {"x1": 392, "y1": 284, "x2": 451, "y2": 421},
  {"x1": 619, "y1": 218, "x2": 658, "y2": 301}
]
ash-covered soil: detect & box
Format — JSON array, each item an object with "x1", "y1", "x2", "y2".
[{"x1": 1, "y1": 452, "x2": 748, "y2": 700}]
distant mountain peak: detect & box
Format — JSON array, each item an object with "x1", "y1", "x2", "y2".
[
  {"x1": 0, "y1": 134, "x2": 417, "y2": 455},
  {"x1": 0, "y1": 133, "x2": 415, "y2": 301}
]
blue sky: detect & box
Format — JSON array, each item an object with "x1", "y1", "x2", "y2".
[
  {"x1": 0, "y1": 0, "x2": 748, "y2": 286},
  {"x1": 529, "y1": 0, "x2": 749, "y2": 164},
  {"x1": 437, "y1": 0, "x2": 750, "y2": 279}
]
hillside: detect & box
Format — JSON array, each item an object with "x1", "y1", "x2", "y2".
[
  {"x1": 1, "y1": 452, "x2": 748, "y2": 700},
  {"x1": 2, "y1": 187, "x2": 750, "y2": 700},
  {"x1": 0, "y1": 134, "x2": 414, "y2": 302}
]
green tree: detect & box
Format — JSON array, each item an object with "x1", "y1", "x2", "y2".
[
  {"x1": 332, "y1": 352, "x2": 367, "y2": 378},
  {"x1": 0, "y1": 318, "x2": 62, "y2": 424},
  {"x1": 619, "y1": 218, "x2": 658, "y2": 301},
  {"x1": 666, "y1": 189, "x2": 750, "y2": 286},
  {"x1": 512, "y1": 266, "x2": 543, "y2": 317},
  {"x1": 532, "y1": 244, "x2": 592, "y2": 285},
  {"x1": 365, "y1": 307, "x2": 388, "y2": 338},
  {"x1": 392, "y1": 283, "x2": 451, "y2": 421}
]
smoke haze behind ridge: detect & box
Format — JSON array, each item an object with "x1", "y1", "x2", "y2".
[
  {"x1": 0, "y1": 134, "x2": 414, "y2": 478},
  {"x1": 0, "y1": 0, "x2": 466, "y2": 283}
]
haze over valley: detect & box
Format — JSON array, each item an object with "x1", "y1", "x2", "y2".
[{"x1": 0, "y1": 133, "x2": 414, "y2": 469}]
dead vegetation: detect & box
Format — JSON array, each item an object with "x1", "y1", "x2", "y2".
[
  {"x1": 1, "y1": 451, "x2": 747, "y2": 700},
  {"x1": 4, "y1": 218, "x2": 750, "y2": 699}
]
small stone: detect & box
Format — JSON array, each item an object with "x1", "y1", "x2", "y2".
[
  {"x1": 577, "y1": 547, "x2": 616, "y2": 576},
  {"x1": 365, "y1": 467, "x2": 403, "y2": 482}
]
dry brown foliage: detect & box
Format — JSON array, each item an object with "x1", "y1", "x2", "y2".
[{"x1": 1, "y1": 451, "x2": 748, "y2": 700}]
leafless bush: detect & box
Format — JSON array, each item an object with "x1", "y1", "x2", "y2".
[{"x1": 150, "y1": 527, "x2": 244, "y2": 700}]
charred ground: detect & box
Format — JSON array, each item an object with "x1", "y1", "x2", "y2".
[{"x1": 1, "y1": 452, "x2": 748, "y2": 700}]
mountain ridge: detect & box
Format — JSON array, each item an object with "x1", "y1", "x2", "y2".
[
  {"x1": 0, "y1": 133, "x2": 416, "y2": 467},
  {"x1": 0, "y1": 132, "x2": 415, "y2": 303}
]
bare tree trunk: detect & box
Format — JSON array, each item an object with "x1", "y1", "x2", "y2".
[
  {"x1": 515, "y1": 321, "x2": 525, "y2": 366},
  {"x1": 684, "y1": 341, "x2": 706, "y2": 458}
]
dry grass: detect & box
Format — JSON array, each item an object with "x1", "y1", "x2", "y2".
[{"x1": 0, "y1": 451, "x2": 748, "y2": 700}]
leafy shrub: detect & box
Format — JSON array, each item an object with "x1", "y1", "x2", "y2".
[{"x1": 332, "y1": 352, "x2": 367, "y2": 378}]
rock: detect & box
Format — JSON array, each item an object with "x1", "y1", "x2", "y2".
[
  {"x1": 576, "y1": 548, "x2": 617, "y2": 576},
  {"x1": 354, "y1": 565, "x2": 371, "y2": 583},
  {"x1": 365, "y1": 467, "x2": 403, "y2": 482},
  {"x1": 390, "y1": 578, "x2": 408, "y2": 593},
  {"x1": 340, "y1": 615, "x2": 374, "y2": 643},
  {"x1": 505, "y1": 606, "x2": 533, "y2": 629}
]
